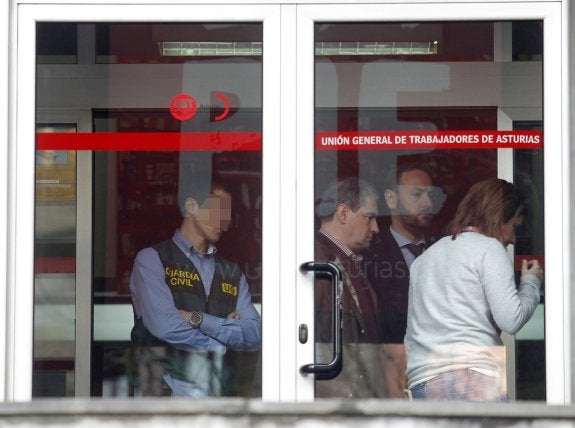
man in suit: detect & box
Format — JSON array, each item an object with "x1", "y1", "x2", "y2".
[{"x1": 364, "y1": 162, "x2": 437, "y2": 398}]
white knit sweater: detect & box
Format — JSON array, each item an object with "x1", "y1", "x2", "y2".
[{"x1": 405, "y1": 232, "x2": 541, "y2": 388}]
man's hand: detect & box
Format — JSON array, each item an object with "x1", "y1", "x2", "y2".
[
  {"x1": 178, "y1": 309, "x2": 191, "y2": 320},
  {"x1": 178, "y1": 309, "x2": 241, "y2": 320},
  {"x1": 381, "y1": 343, "x2": 407, "y2": 399}
]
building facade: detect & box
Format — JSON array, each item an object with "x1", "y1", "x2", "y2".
[{"x1": 1, "y1": 0, "x2": 574, "y2": 424}]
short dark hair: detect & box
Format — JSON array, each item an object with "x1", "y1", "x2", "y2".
[
  {"x1": 447, "y1": 178, "x2": 525, "y2": 240},
  {"x1": 316, "y1": 177, "x2": 378, "y2": 223},
  {"x1": 384, "y1": 161, "x2": 433, "y2": 192},
  {"x1": 177, "y1": 153, "x2": 231, "y2": 214},
  {"x1": 178, "y1": 177, "x2": 230, "y2": 213},
  {"x1": 178, "y1": 153, "x2": 209, "y2": 212}
]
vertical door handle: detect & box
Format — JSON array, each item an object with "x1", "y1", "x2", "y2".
[{"x1": 299, "y1": 261, "x2": 343, "y2": 380}]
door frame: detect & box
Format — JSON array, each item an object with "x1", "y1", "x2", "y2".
[
  {"x1": 6, "y1": 0, "x2": 569, "y2": 404},
  {"x1": 12, "y1": 2, "x2": 283, "y2": 401},
  {"x1": 295, "y1": 2, "x2": 567, "y2": 404}
]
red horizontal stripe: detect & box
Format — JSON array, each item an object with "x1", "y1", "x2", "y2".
[
  {"x1": 36, "y1": 132, "x2": 262, "y2": 151},
  {"x1": 316, "y1": 130, "x2": 543, "y2": 150}
]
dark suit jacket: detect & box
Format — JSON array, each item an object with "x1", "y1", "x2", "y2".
[{"x1": 363, "y1": 225, "x2": 412, "y2": 344}]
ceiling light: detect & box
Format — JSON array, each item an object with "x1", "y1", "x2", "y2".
[
  {"x1": 315, "y1": 41, "x2": 438, "y2": 56},
  {"x1": 159, "y1": 41, "x2": 262, "y2": 57}
]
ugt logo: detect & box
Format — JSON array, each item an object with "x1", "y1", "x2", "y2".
[{"x1": 169, "y1": 93, "x2": 197, "y2": 121}]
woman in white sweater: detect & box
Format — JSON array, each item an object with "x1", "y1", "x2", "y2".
[{"x1": 404, "y1": 178, "x2": 543, "y2": 401}]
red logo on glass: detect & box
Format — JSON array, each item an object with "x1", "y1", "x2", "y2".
[{"x1": 170, "y1": 93, "x2": 197, "y2": 121}]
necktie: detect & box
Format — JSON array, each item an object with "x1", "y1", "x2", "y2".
[{"x1": 405, "y1": 243, "x2": 426, "y2": 257}]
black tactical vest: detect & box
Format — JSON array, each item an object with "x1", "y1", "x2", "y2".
[
  {"x1": 154, "y1": 238, "x2": 240, "y2": 316},
  {"x1": 131, "y1": 239, "x2": 242, "y2": 395}
]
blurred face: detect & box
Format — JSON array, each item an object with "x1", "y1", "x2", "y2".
[
  {"x1": 193, "y1": 188, "x2": 232, "y2": 244},
  {"x1": 499, "y1": 209, "x2": 523, "y2": 247},
  {"x1": 345, "y1": 195, "x2": 379, "y2": 253},
  {"x1": 392, "y1": 169, "x2": 434, "y2": 234}
]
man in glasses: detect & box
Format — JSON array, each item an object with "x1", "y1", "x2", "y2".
[{"x1": 314, "y1": 176, "x2": 386, "y2": 398}]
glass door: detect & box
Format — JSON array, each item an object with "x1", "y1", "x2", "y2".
[
  {"x1": 14, "y1": 3, "x2": 282, "y2": 401},
  {"x1": 295, "y1": 3, "x2": 565, "y2": 403},
  {"x1": 11, "y1": 1, "x2": 567, "y2": 404}
]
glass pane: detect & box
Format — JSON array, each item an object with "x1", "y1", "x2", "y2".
[
  {"x1": 37, "y1": 23, "x2": 78, "y2": 64},
  {"x1": 34, "y1": 124, "x2": 78, "y2": 397},
  {"x1": 34, "y1": 22, "x2": 262, "y2": 398},
  {"x1": 313, "y1": 21, "x2": 543, "y2": 400}
]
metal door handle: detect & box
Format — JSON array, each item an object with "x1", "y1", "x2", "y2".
[{"x1": 299, "y1": 261, "x2": 343, "y2": 380}]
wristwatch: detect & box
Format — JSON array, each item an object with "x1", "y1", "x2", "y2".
[{"x1": 187, "y1": 311, "x2": 203, "y2": 329}]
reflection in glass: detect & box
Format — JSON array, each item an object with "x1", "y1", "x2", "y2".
[
  {"x1": 314, "y1": 21, "x2": 543, "y2": 400},
  {"x1": 34, "y1": 22, "x2": 263, "y2": 398},
  {"x1": 34, "y1": 124, "x2": 78, "y2": 397}
]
